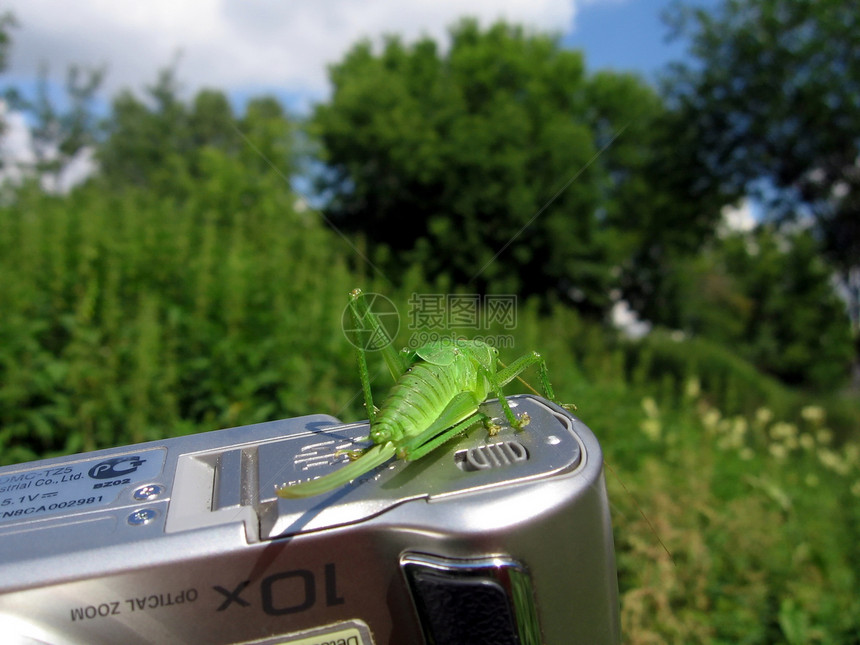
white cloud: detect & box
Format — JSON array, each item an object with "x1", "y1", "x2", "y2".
[
  {"x1": 720, "y1": 198, "x2": 756, "y2": 234},
  {"x1": 0, "y1": 99, "x2": 96, "y2": 193},
  {"x1": 52, "y1": 147, "x2": 98, "y2": 194},
  {"x1": 0, "y1": 102, "x2": 35, "y2": 166},
  {"x1": 0, "y1": 100, "x2": 36, "y2": 186},
  {"x1": 4, "y1": 0, "x2": 580, "y2": 105}
]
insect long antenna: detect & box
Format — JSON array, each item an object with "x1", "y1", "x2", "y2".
[
  {"x1": 516, "y1": 375, "x2": 541, "y2": 397},
  {"x1": 604, "y1": 460, "x2": 675, "y2": 565}
]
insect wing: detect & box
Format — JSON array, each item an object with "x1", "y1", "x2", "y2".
[
  {"x1": 461, "y1": 341, "x2": 496, "y2": 371},
  {"x1": 414, "y1": 341, "x2": 459, "y2": 366}
]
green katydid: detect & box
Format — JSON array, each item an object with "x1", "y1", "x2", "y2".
[{"x1": 275, "y1": 288, "x2": 570, "y2": 498}]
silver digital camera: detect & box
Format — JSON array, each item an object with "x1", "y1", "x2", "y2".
[{"x1": 0, "y1": 395, "x2": 620, "y2": 644}]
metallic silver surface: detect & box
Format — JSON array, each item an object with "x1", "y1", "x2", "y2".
[
  {"x1": 0, "y1": 449, "x2": 166, "y2": 526},
  {"x1": 0, "y1": 396, "x2": 620, "y2": 644}
]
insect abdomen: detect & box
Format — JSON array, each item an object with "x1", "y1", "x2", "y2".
[{"x1": 373, "y1": 359, "x2": 477, "y2": 441}]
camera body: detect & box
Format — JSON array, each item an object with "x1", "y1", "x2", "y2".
[{"x1": 0, "y1": 395, "x2": 619, "y2": 644}]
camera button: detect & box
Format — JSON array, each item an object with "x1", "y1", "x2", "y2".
[{"x1": 402, "y1": 553, "x2": 539, "y2": 645}]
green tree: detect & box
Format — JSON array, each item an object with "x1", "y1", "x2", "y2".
[
  {"x1": 674, "y1": 227, "x2": 854, "y2": 389},
  {"x1": 24, "y1": 63, "x2": 104, "y2": 175},
  {"x1": 98, "y1": 68, "x2": 214, "y2": 192},
  {"x1": 313, "y1": 19, "x2": 712, "y2": 313},
  {"x1": 97, "y1": 68, "x2": 295, "y2": 202},
  {"x1": 615, "y1": 101, "x2": 729, "y2": 326},
  {"x1": 664, "y1": 0, "x2": 860, "y2": 329}
]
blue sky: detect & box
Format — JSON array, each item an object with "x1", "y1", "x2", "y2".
[{"x1": 565, "y1": 0, "x2": 717, "y2": 80}]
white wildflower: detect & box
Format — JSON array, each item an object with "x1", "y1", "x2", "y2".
[
  {"x1": 640, "y1": 418, "x2": 662, "y2": 441},
  {"x1": 800, "y1": 405, "x2": 826, "y2": 425},
  {"x1": 685, "y1": 378, "x2": 701, "y2": 399},
  {"x1": 731, "y1": 417, "x2": 748, "y2": 440},
  {"x1": 818, "y1": 448, "x2": 849, "y2": 475},
  {"x1": 702, "y1": 408, "x2": 721, "y2": 432},
  {"x1": 755, "y1": 407, "x2": 773, "y2": 426},
  {"x1": 641, "y1": 397, "x2": 659, "y2": 418},
  {"x1": 769, "y1": 443, "x2": 788, "y2": 460},
  {"x1": 770, "y1": 422, "x2": 797, "y2": 441}
]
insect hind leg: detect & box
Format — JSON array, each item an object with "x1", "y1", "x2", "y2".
[
  {"x1": 401, "y1": 411, "x2": 488, "y2": 462},
  {"x1": 397, "y1": 391, "x2": 483, "y2": 461}
]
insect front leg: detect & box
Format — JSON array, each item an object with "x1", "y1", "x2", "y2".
[
  {"x1": 482, "y1": 415, "x2": 502, "y2": 436},
  {"x1": 347, "y1": 288, "x2": 411, "y2": 422},
  {"x1": 349, "y1": 289, "x2": 408, "y2": 379},
  {"x1": 495, "y1": 351, "x2": 558, "y2": 400},
  {"x1": 489, "y1": 351, "x2": 569, "y2": 429},
  {"x1": 348, "y1": 291, "x2": 381, "y2": 422},
  {"x1": 481, "y1": 365, "x2": 529, "y2": 430}
]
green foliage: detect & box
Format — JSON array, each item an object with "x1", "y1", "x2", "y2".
[
  {"x1": 313, "y1": 19, "x2": 714, "y2": 314},
  {"x1": 98, "y1": 70, "x2": 293, "y2": 199},
  {"x1": 622, "y1": 330, "x2": 788, "y2": 415},
  {"x1": 721, "y1": 229, "x2": 854, "y2": 389},
  {"x1": 666, "y1": 227, "x2": 855, "y2": 390},
  {"x1": 0, "y1": 164, "x2": 359, "y2": 461},
  {"x1": 665, "y1": 0, "x2": 860, "y2": 318},
  {"x1": 612, "y1": 389, "x2": 860, "y2": 644},
  {"x1": 2, "y1": 56, "x2": 103, "y2": 177},
  {"x1": 618, "y1": 328, "x2": 859, "y2": 440}
]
